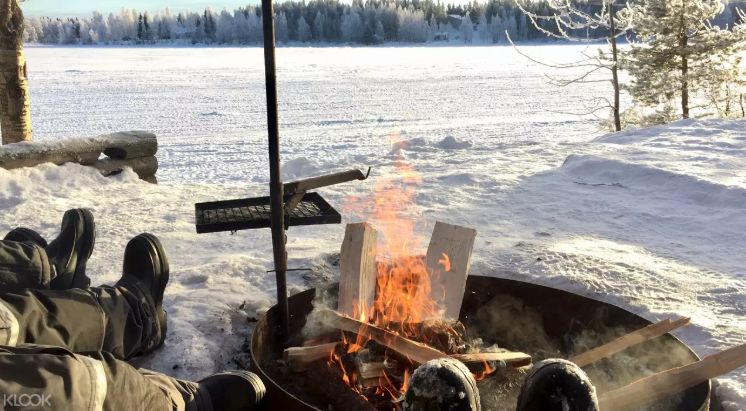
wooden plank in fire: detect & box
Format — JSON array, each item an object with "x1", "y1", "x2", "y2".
[
  {"x1": 331, "y1": 311, "x2": 447, "y2": 365},
  {"x1": 338, "y1": 223, "x2": 378, "y2": 318},
  {"x1": 284, "y1": 342, "x2": 339, "y2": 372},
  {"x1": 599, "y1": 342, "x2": 746, "y2": 411},
  {"x1": 570, "y1": 317, "x2": 691, "y2": 367},
  {"x1": 285, "y1": 341, "x2": 532, "y2": 375},
  {"x1": 451, "y1": 351, "x2": 532, "y2": 370},
  {"x1": 425, "y1": 222, "x2": 477, "y2": 321}
]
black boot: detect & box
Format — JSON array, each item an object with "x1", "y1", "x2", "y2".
[
  {"x1": 516, "y1": 359, "x2": 599, "y2": 411},
  {"x1": 47, "y1": 208, "x2": 96, "y2": 290},
  {"x1": 197, "y1": 371, "x2": 266, "y2": 411},
  {"x1": 3, "y1": 227, "x2": 48, "y2": 247},
  {"x1": 116, "y1": 233, "x2": 170, "y2": 351}
]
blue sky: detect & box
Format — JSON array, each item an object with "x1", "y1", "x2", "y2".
[{"x1": 23, "y1": 1, "x2": 254, "y2": 17}]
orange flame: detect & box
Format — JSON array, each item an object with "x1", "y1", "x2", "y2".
[
  {"x1": 473, "y1": 359, "x2": 496, "y2": 380},
  {"x1": 331, "y1": 133, "x2": 461, "y2": 405}
]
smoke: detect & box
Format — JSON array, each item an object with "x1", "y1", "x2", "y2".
[
  {"x1": 463, "y1": 294, "x2": 693, "y2": 411},
  {"x1": 298, "y1": 281, "x2": 696, "y2": 411},
  {"x1": 301, "y1": 284, "x2": 341, "y2": 340}
]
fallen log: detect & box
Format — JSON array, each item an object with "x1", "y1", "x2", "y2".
[
  {"x1": 599, "y1": 342, "x2": 746, "y2": 411},
  {"x1": 570, "y1": 317, "x2": 691, "y2": 367},
  {"x1": 93, "y1": 156, "x2": 158, "y2": 180},
  {"x1": 100, "y1": 131, "x2": 158, "y2": 160},
  {"x1": 283, "y1": 342, "x2": 339, "y2": 372}
]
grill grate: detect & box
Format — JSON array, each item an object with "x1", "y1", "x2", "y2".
[{"x1": 195, "y1": 192, "x2": 341, "y2": 234}]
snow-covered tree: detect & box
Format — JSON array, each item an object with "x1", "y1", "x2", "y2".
[
  {"x1": 624, "y1": 0, "x2": 746, "y2": 119},
  {"x1": 398, "y1": 7, "x2": 429, "y2": 42},
  {"x1": 341, "y1": 8, "x2": 363, "y2": 42},
  {"x1": 275, "y1": 12, "x2": 288, "y2": 43},
  {"x1": 313, "y1": 11, "x2": 325, "y2": 40},
  {"x1": 460, "y1": 11, "x2": 473, "y2": 42},
  {"x1": 478, "y1": 13, "x2": 488, "y2": 42},
  {"x1": 296, "y1": 16, "x2": 311, "y2": 42},
  {"x1": 216, "y1": 10, "x2": 234, "y2": 43}
]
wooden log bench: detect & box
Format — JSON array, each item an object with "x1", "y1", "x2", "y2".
[{"x1": 0, "y1": 131, "x2": 159, "y2": 182}]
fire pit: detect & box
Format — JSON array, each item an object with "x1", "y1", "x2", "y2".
[{"x1": 249, "y1": 274, "x2": 710, "y2": 411}]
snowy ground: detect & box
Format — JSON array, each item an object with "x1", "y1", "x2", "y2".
[{"x1": 2, "y1": 45, "x2": 744, "y2": 409}]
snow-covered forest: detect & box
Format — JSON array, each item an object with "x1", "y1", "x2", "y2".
[{"x1": 22, "y1": 0, "x2": 746, "y2": 45}]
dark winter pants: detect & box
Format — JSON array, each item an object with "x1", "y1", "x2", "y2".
[
  {"x1": 0, "y1": 240, "x2": 199, "y2": 411},
  {"x1": 0, "y1": 345, "x2": 209, "y2": 411},
  {"x1": 0, "y1": 240, "x2": 159, "y2": 360}
]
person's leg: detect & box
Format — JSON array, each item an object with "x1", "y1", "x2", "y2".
[
  {"x1": 0, "y1": 345, "x2": 266, "y2": 411},
  {"x1": 0, "y1": 234, "x2": 168, "y2": 360},
  {"x1": 0, "y1": 345, "x2": 174, "y2": 411},
  {"x1": 0, "y1": 241, "x2": 52, "y2": 293},
  {"x1": 0, "y1": 208, "x2": 95, "y2": 293}
]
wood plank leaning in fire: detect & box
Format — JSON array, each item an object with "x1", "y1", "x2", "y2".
[
  {"x1": 337, "y1": 223, "x2": 378, "y2": 318},
  {"x1": 425, "y1": 222, "x2": 477, "y2": 321},
  {"x1": 292, "y1": 311, "x2": 532, "y2": 366},
  {"x1": 599, "y1": 342, "x2": 746, "y2": 411},
  {"x1": 570, "y1": 317, "x2": 691, "y2": 367}
]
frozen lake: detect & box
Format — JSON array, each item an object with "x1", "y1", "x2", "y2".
[
  {"x1": 26, "y1": 45, "x2": 604, "y2": 184},
  {"x1": 14, "y1": 46, "x2": 746, "y2": 409}
]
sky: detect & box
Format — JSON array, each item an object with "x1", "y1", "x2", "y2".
[{"x1": 23, "y1": 1, "x2": 254, "y2": 17}]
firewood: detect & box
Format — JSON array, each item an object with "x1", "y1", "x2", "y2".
[
  {"x1": 330, "y1": 311, "x2": 447, "y2": 365},
  {"x1": 570, "y1": 317, "x2": 691, "y2": 367},
  {"x1": 283, "y1": 342, "x2": 339, "y2": 372},
  {"x1": 598, "y1": 342, "x2": 746, "y2": 411},
  {"x1": 338, "y1": 223, "x2": 378, "y2": 318},
  {"x1": 425, "y1": 222, "x2": 477, "y2": 320},
  {"x1": 355, "y1": 361, "x2": 386, "y2": 388},
  {"x1": 317, "y1": 361, "x2": 377, "y2": 411},
  {"x1": 452, "y1": 351, "x2": 532, "y2": 371}
]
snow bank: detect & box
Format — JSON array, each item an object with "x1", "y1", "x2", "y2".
[
  {"x1": 561, "y1": 154, "x2": 746, "y2": 208},
  {"x1": 391, "y1": 136, "x2": 473, "y2": 154},
  {"x1": 437, "y1": 136, "x2": 473, "y2": 150},
  {"x1": 281, "y1": 157, "x2": 324, "y2": 180}
]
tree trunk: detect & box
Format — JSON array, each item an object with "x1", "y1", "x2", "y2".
[
  {"x1": 679, "y1": 6, "x2": 689, "y2": 119},
  {"x1": 0, "y1": 0, "x2": 32, "y2": 145},
  {"x1": 681, "y1": 55, "x2": 689, "y2": 119},
  {"x1": 609, "y1": 7, "x2": 622, "y2": 132}
]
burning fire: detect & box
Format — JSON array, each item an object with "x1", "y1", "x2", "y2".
[{"x1": 331, "y1": 134, "x2": 488, "y2": 407}]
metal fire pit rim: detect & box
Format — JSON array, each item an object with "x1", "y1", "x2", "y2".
[{"x1": 249, "y1": 274, "x2": 710, "y2": 411}]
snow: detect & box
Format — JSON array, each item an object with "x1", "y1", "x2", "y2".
[{"x1": 3, "y1": 45, "x2": 744, "y2": 409}]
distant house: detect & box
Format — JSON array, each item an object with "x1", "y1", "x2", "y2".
[
  {"x1": 447, "y1": 14, "x2": 463, "y2": 29},
  {"x1": 433, "y1": 32, "x2": 449, "y2": 41}
]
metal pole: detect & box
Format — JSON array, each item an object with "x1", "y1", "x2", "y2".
[{"x1": 261, "y1": 0, "x2": 290, "y2": 338}]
